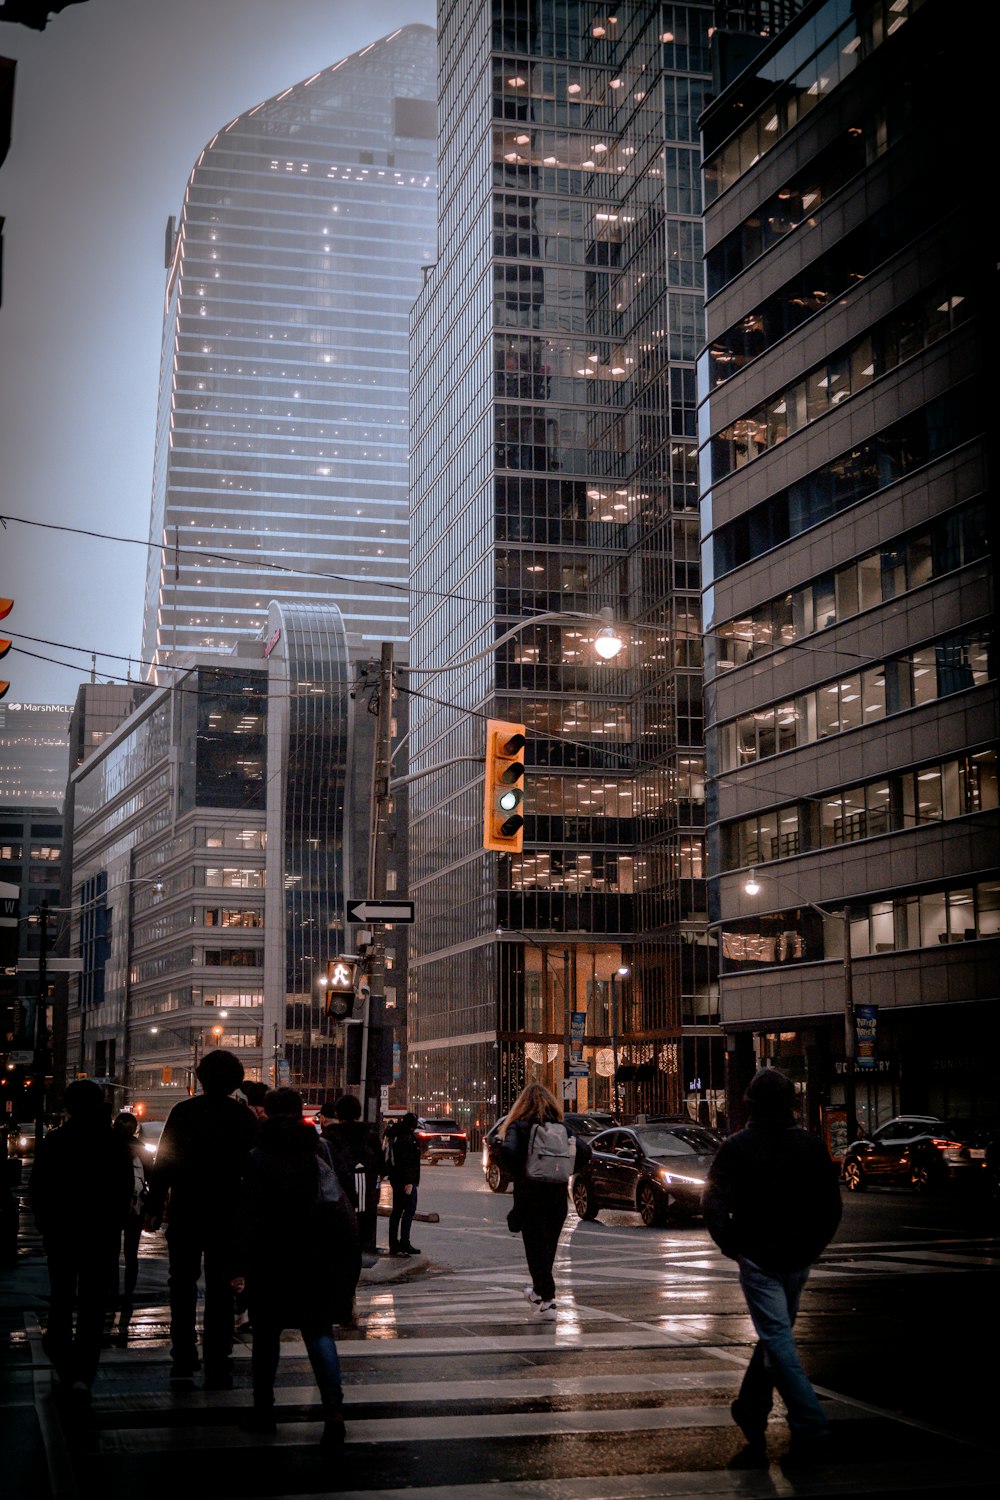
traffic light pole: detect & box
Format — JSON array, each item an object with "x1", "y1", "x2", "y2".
[
  {"x1": 33, "y1": 900, "x2": 49, "y2": 1143},
  {"x1": 359, "y1": 642, "x2": 394, "y2": 1129}
]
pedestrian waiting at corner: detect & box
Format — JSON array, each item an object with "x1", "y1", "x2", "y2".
[{"x1": 382, "y1": 1112, "x2": 421, "y2": 1256}]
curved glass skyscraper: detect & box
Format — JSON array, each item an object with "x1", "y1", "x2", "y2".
[{"x1": 142, "y1": 25, "x2": 437, "y2": 676}]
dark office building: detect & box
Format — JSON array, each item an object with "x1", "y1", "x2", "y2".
[
  {"x1": 409, "y1": 3, "x2": 723, "y2": 1136},
  {"x1": 699, "y1": 0, "x2": 997, "y2": 1138}
]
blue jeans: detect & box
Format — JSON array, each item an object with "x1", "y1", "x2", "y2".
[
  {"x1": 251, "y1": 1316, "x2": 342, "y2": 1410},
  {"x1": 389, "y1": 1183, "x2": 417, "y2": 1248},
  {"x1": 736, "y1": 1257, "x2": 828, "y2": 1439}
]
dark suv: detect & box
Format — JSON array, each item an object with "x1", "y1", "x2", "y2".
[
  {"x1": 415, "y1": 1117, "x2": 467, "y2": 1166},
  {"x1": 481, "y1": 1112, "x2": 618, "y2": 1192},
  {"x1": 842, "y1": 1115, "x2": 993, "y2": 1194}
]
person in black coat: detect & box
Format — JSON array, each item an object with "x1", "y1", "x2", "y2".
[
  {"x1": 232, "y1": 1087, "x2": 360, "y2": 1451},
  {"x1": 703, "y1": 1067, "x2": 842, "y2": 1468},
  {"x1": 383, "y1": 1112, "x2": 421, "y2": 1256},
  {"x1": 319, "y1": 1094, "x2": 381, "y2": 1253},
  {"x1": 111, "y1": 1110, "x2": 148, "y2": 1346},
  {"x1": 498, "y1": 1082, "x2": 591, "y2": 1319},
  {"x1": 28, "y1": 1080, "x2": 133, "y2": 1408},
  {"x1": 144, "y1": 1048, "x2": 258, "y2": 1386}
]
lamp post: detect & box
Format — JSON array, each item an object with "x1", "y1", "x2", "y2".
[
  {"x1": 149, "y1": 1011, "x2": 224, "y2": 1095},
  {"x1": 609, "y1": 964, "x2": 630, "y2": 1116},
  {"x1": 741, "y1": 869, "x2": 856, "y2": 1138}
]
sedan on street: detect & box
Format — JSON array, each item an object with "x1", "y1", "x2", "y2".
[
  {"x1": 571, "y1": 1122, "x2": 722, "y2": 1227},
  {"x1": 481, "y1": 1112, "x2": 618, "y2": 1192},
  {"x1": 842, "y1": 1115, "x2": 993, "y2": 1194}
]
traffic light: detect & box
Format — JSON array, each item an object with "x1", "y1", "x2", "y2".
[
  {"x1": 325, "y1": 956, "x2": 358, "y2": 1019},
  {"x1": 0, "y1": 598, "x2": 11, "y2": 700},
  {"x1": 483, "y1": 718, "x2": 526, "y2": 853}
]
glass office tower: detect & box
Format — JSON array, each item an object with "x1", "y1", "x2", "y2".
[
  {"x1": 141, "y1": 26, "x2": 437, "y2": 677},
  {"x1": 409, "y1": 3, "x2": 720, "y2": 1136}
]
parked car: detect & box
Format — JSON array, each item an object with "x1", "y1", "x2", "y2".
[
  {"x1": 481, "y1": 1111, "x2": 620, "y2": 1193},
  {"x1": 570, "y1": 1122, "x2": 722, "y2": 1227},
  {"x1": 842, "y1": 1115, "x2": 993, "y2": 1194},
  {"x1": 415, "y1": 1117, "x2": 468, "y2": 1165}
]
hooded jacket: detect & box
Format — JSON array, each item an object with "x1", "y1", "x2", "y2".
[
  {"x1": 703, "y1": 1104, "x2": 841, "y2": 1273},
  {"x1": 237, "y1": 1117, "x2": 359, "y2": 1326}
]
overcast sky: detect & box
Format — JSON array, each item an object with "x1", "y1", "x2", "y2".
[{"x1": 0, "y1": 0, "x2": 432, "y2": 706}]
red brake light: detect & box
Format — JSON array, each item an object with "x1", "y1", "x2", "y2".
[
  {"x1": 416, "y1": 1130, "x2": 432, "y2": 1139},
  {"x1": 929, "y1": 1138, "x2": 962, "y2": 1150}
]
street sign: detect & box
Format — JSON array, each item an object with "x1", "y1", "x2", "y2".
[
  {"x1": 346, "y1": 899, "x2": 414, "y2": 924},
  {"x1": 569, "y1": 1063, "x2": 589, "y2": 1078},
  {"x1": 9, "y1": 1050, "x2": 33, "y2": 1065},
  {"x1": 561, "y1": 1078, "x2": 577, "y2": 1100}
]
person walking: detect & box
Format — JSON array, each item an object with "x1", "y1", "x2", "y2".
[
  {"x1": 28, "y1": 1080, "x2": 133, "y2": 1412},
  {"x1": 232, "y1": 1087, "x2": 359, "y2": 1451},
  {"x1": 498, "y1": 1082, "x2": 591, "y2": 1320},
  {"x1": 384, "y1": 1112, "x2": 421, "y2": 1256},
  {"x1": 319, "y1": 1094, "x2": 382, "y2": 1254},
  {"x1": 702, "y1": 1067, "x2": 842, "y2": 1469},
  {"x1": 111, "y1": 1111, "x2": 148, "y2": 1346},
  {"x1": 144, "y1": 1048, "x2": 257, "y2": 1387}
]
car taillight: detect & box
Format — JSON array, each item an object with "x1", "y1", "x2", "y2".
[
  {"x1": 929, "y1": 1138, "x2": 963, "y2": 1150},
  {"x1": 416, "y1": 1131, "x2": 432, "y2": 1139},
  {"x1": 456, "y1": 1131, "x2": 467, "y2": 1140}
]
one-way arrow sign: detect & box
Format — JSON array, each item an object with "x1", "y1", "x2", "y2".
[{"x1": 347, "y1": 899, "x2": 415, "y2": 925}]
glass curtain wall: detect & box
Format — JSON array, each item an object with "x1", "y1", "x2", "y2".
[
  {"x1": 409, "y1": 2, "x2": 715, "y2": 1136},
  {"x1": 141, "y1": 27, "x2": 437, "y2": 675}
]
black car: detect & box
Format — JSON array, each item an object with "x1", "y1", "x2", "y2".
[
  {"x1": 842, "y1": 1115, "x2": 993, "y2": 1194},
  {"x1": 481, "y1": 1111, "x2": 618, "y2": 1193},
  {"x1": 571, "y1": 1122, "x2": 721, "y2": 1227},
  {"x1": 415, "y1": 1117, "x2": 468, "y2": 1166}
]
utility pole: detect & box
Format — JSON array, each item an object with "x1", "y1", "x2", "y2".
[
  {"x1": 33, "y1": 900, "x2": 49, "y2": 1142},
  {"x1": 358, "y1": 642, "x2": 394, "y2": 1129}
]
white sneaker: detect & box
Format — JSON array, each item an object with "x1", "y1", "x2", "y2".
[
  {"x1": 523, "y1": 1285, "x2": 542, "y2": 1305},
  {"x1": 536, "y1": 1300, "x2": 557, "y2": 1319}
]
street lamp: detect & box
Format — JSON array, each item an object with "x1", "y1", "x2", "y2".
[
  {"x1": 148, "y1": 1011, "x2": 226, "y2": 1094},
  {"x1": 740, "y1": 870, "x2": 856, "y2": 1139},
  {"x1": 609, "y1": 964, "x2": 630, "y2": 1115}
]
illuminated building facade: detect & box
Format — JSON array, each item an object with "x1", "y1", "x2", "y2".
[{"x1": 141, "y1": 26, "x2": 437, "y2": 675}]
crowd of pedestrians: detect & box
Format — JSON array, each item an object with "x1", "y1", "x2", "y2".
[{"x1": 21, "y1": 1057, "x2": 840, "y2": 1468}]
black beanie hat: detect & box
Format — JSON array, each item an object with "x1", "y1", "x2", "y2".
[{"x1": 744, "y1": 1067, "x2": 795, "y2": 1109}]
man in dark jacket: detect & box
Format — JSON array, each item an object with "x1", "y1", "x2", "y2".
[
  {"x1": 703, "y1": 1068, "x2": 842, "y2": 1468},
  {"x1": 384, "y1": 1112, "x2": 421, "y2": 1256},
  {"x1": 145, "y1": 1049, "x2": 257, "y2": 1386},
  {"x1": 28, "y1": 1079, "x2": 133, "y2": 1408},
  {"x1": 319, "y1": 1094, "x2": 381, "y2": 1253}
]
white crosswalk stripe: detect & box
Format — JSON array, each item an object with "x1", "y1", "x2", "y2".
[{"x1": 21, "y1": 1215, "x2": 997, "y2": 1500}]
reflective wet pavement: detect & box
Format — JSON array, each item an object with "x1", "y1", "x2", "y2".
[{"x1": 1, "y1": 1166, "x2": 995, "y2": 1498}]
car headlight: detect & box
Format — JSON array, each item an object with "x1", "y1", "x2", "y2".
[
  {"x1": 144, "y1": 1142, "x2": 157, "y2": 1154},
  {"x1": 19, "y1": 1136, "x2": 28, "y2": 1148},
  {"x1": 659, "y1": 1170, "x2": 704, "y2": 1187}
]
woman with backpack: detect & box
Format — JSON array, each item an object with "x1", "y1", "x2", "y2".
[
  {"x1": 231, "y1": 1087, "x2": 360, "y2": 1452},
  {"x1": 498, "y1": 1083, "x2": 591, "y2": 1320}
]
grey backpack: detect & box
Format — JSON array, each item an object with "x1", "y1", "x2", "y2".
[{"x1": 525, "y1": 1121, "x2": 576, "y2": 1184}]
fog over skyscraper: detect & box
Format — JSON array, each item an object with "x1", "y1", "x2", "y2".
[{"x1": 141, "y1": 25, "x2": 436, "y2": 676}]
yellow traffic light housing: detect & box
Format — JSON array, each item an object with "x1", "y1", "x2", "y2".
[
  {"x1": 0, "y1": 598, "x2": 12, "y2": 700},
  {"x1": 484, "y1": 718, "x2": 526, "y2": 853}
]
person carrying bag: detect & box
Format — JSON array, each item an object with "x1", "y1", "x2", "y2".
[{"x1": 498, "y1": 1083, "x2": 591, "y2": 1320}]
